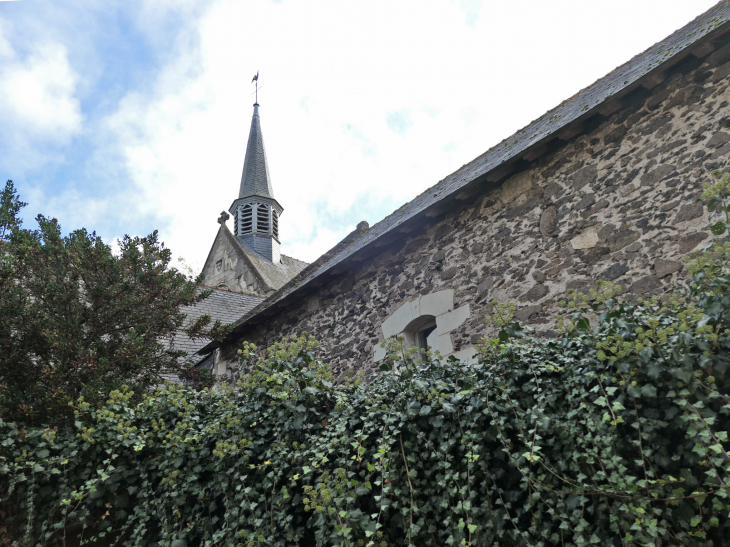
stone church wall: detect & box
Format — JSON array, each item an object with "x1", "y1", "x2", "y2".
[
  {"x1": 217, "y1": 50, "x2": 730, "y2": 381},
  {"x1": 203, "y1": 232, "x2": 266, "y2": 294}
]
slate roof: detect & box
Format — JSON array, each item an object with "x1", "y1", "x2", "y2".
[
  {"x1": 202, "y1": 1, "x2": 730, "y2": 350},
  {"x1": 168, "y1": 286, "x2": 266, "y2": 363},
  {"x1": 239, "y1": 103, "x2": 275, "y2": 199}
]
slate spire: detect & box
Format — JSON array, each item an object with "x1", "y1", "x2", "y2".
[
  {"x1": 239, "y1": 103, "x2": 275, "y2": 199},
  {"x1": 229, "y1": 101, "x2": 284, "y2": 264}
]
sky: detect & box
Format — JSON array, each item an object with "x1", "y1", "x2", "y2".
[{"x1": 0, "y1": 0, "x2": 721, "y2": 270}]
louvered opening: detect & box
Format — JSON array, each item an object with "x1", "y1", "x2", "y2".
[
  {"x1": 233, "y1": 211, "x2": 238, "y2": 236},
  {"x1": 241, "y1": 204, "x2": 253, "y2": 234},
  {"x1": 272, "y1": 210, "x2": 279, "y2": 238},
  {"x1": 257, "y1": 204, "x2": 269, "y2": 234}
]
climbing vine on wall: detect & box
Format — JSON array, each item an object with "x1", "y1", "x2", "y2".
[{"x1": 2, "y1": 175, "x2": 730, "y2": 546}]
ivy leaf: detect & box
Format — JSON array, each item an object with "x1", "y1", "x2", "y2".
[
  {"x1": 429, "y1": 415, "x2": 444, "y2": 428},
  {"x1": 710, "y1": 221, "x2": 726, "y2": 235},
  {"x1": 640, "y1": 384, "x2": 657, "y2": 398},
  {"x1": 407, "y1": 401, "x2": 422, "y2": 416},
  {"x1": 441, "y1": 402, "x2": 456, "y2": 414}
]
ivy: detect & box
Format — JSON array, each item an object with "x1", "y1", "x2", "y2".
[
  {"x1": 1, "y1": 282, "x2": 730, "y2": 546},
  {"x1": 3, "y1": 176, "x2": 730, "y2": 545}
]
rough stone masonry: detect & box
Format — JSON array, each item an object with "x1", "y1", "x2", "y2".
[{"x1": 206, "y1": 8, "x2": 730, "y2": 381}]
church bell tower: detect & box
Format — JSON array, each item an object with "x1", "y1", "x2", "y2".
[{"x1": 229, "y1": 102, "x2": 283, "y2": 263}]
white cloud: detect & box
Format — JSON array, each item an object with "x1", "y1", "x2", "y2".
[
  {"x1": 0, "y1": 26, "x2": 81, "y2": 138},
  {"x1": 95, "y1": 0, "x2": 719, "y2": 271},
  {"x1": 0, "y1": 19, "x2": 82, "y2": 174}
]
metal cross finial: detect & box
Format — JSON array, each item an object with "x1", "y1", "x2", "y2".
[{"x1": 252, "y1": 71, "x2": 259, "y2": 103}]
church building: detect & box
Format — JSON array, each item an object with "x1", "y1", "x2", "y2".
[
  {"x1": 191, "y1": 2, "x2": 730, "y2": 381},
  {"x1": 201, "y1": 103, "x2": 308, "y2": 296}
]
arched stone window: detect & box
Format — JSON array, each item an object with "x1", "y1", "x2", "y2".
[
  {"x1": 272, "y1": 210, "x2": 279, "y2": 239},
  {"x1": 256, "y1": 204, "x2": 269, "y2": 234},
  {"x1": 374, "y1": 289, "x2": 474, "y2": 364},
  {"x1": 241, "y1": 204, "x2": 253, "y2": 234},
  {"x1": 402, "y1": 316, "x2": 437, "y2": 362}
]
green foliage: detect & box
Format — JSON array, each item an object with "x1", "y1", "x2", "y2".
[
  {"x1": 3, "y1": 177, "x2": 730, "y2": 545},
  {"x1": 0, "y1": 190, "x2": 229, "y2": 427},
  {"x1": 700, "y1": 169, "x2": 730, "y2": 238},
  {"x1": 3, "y1": 280, "x2": 730, "y2": 546},
  {"x1": 0, "y1": 180, "x2": 26, "y2": 241}
]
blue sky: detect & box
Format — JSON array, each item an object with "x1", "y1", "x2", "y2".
[{"x1": 0, "y1": 0, "x2": 721, "y2": 268}]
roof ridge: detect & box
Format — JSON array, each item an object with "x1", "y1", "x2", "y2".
[{"x1": 199, "y1": 284, "x2": 267, "y2": 298}]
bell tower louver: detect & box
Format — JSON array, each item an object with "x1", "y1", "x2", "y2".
[{"x1": 229, "y1": 102, "x2": 283, "y2": 263}]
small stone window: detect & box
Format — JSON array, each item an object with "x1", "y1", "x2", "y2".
[
  {"x1": 272, "y1": 210, "x2": 279, "y2": 238},
  {"x1": 415, "y1": 319, "x2": 437, "y2": 362},
  {"x1": 402, "y1": 315, "x2": 436, "y2": 362},
  {"x1": 241, "y1": 204, "x2": 253, "y2": 234},
  {"x1": 257, "y1": 204, "x2": 269, "y2": 234}
]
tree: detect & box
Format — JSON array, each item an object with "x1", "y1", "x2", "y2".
[
  {"x1": 0, "y1": 180, "x2": 26, "y2": 240},
  {"x1": 0, "y1": 186, "x2": 227, "y2": 426}
]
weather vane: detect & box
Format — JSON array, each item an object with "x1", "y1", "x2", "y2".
[{"x1": 252, "y1": 71, "x2": 259, "y2": 104}]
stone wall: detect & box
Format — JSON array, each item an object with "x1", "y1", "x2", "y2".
[
  {"x1": 202, "y1": 230, "x2": 267, "y2": 295},
  {"x1": 217, "y1": 46, "x2": 730, "y2": 380}
]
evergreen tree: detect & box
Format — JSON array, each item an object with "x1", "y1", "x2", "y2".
[
  {"x1": 0, "y1": 186, "x2": 227, "y2": 426},
  {"x1": 0, "y1": 180, "x2": 26, "y2": 240}
]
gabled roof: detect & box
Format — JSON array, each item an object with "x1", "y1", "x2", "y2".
[
  {"x1": 168, "y1": 287, "x2": 266, "y2": 363},
  {"x1": 203, "y1": 1, "x2": 730, "y2": 351},
  {"x1": 215, "y1": 224, "x2": 308, "y2": 292},
  {"x1": 239, "y1": 103, "x2": 275, "y2": 199}
]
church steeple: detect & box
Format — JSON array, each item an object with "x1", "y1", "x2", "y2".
[
  {"x1": 239, "y1": 103, "x2": 275, "y2": 199},
  {"x1": 229, "y1": 102, "x2": 283, "y2": 263}
]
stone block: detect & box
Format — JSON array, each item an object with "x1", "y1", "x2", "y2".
[
  {"x1": 500, "y1": 171, "x2": 533, "y2": 204},
  {"x1": 436, "y1": 304, "x2": 470, "y2": 335},
  {"x1": 607, "y1": 230, "x2": 639, "y2": 251},
  {"x1": 522, "y1": 285, "x2": 550, "y2": 302},
  {"x1": 571, "y1": 165, "x2": 597, "y2": 190},
  {"x1": 427, "y1": 332, "x2": 454, "y2": 355},
  {"x1": 707, "y1": 131, "x2": 730, "y2": 148},
  {"x1": 674, "y1": 202, "x2": 704, "y2": 223},
  {"x1": 713, "y1": 62, "x2": 730, "y2": 82},
  {"x1": 382, "y1": 299, "x2": 420, "y2": 338},
  {"x1": 600, "y1": 262, "x2": 630, "y2": 281},
  {"x1": 441, "y1": 267, "x2": 458, "y2": 280},
  {"x1": 540, "y1": 206, "x2": 558, "y2": 236},
  {"x1": 515, "y1": 304, "x2": 541, "y2": 322},
  {"x1": 654, "y1": 259, "x2": 683, "y2": 278},
  {"x1": 603, "y1": 125, "x2": 628, "y2": 144},
  {"x1": 571, "y1": 228, "x2": 600, "y2": 250},
  {"x1": 373, "y1": 344, "x2": 387, "y2": 362},
  {"x1": 630, "y1": 276, "x2": 662, "y2": 295},
  {"x1": 476, "y1": 278, "x2": 493, "y2": 295},
  {"x1": 642, "y1": 165, "x2": 677, "y2": 186},
  {"x1": 421, "y1": 289, "x2": 455, "y2": 317},
  {"x1": 678, "y1": 231, "x2": 708, "y2": 253}
]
